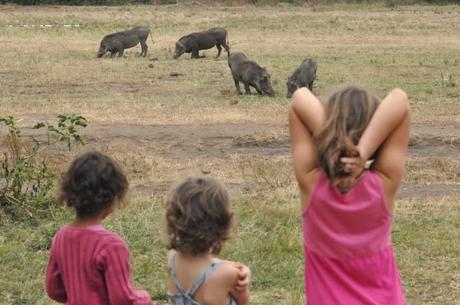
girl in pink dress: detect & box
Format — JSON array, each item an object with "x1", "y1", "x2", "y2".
[
  {"x1": 289, "y1": 86, "x2": 410, "y2": 305},
  {"x1": 46, "y1": 151, "x2": 152, "y2": 305}
]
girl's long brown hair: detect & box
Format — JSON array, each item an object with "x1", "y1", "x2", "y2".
[{"x1": 317, "y1": 86, "x2": 380, "y2": 180}]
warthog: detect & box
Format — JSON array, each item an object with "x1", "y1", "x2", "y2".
[
  {"x1": 97, "y1": 26, "x2": 152, "y2": 58},
  {"x1": 286, "y1": 58, "x2": 317, "y2": 97},
  {"x1": 228, "y1": 52, "x2": 275, "y2": 97},
  {"x1": 173, "y1": 27, "x2": 229, "y2": 59}
]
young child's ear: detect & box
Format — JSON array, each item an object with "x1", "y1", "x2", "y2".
[{"x1": 101, "y1": 206, "x2": 115, "y2": 219}]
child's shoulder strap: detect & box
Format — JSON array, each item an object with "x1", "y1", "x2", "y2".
[
  {"x1": 169, "y1": 252, "x2": 222, "y2": 296},
  {"x1": 169, "y1": 252, "x2": 183, "y2": 293},
  {"x1": 187, "y1": 261, "x2": 221, "y2": 296}
]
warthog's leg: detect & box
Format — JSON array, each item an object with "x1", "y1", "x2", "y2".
[
  {"x1": 254, "y1": 86, "x2": 263, "y2": 95},
  {"x1": 216, "y1": 44, "x2": 222, "y2": 58},
  {"x1": 140, "y1": 40, "x2": 148, "y2": 57},
  {"x1": 234, "y1": 78, "x2": 242, "y2": 95},
  {"x1": 191, "y1": 50, "x2": 200, "y2": 59},
  {"x1": 110, "y1": 50, "x2": 117, "y2": 58},
  {"x1": 244, "y1": 83, "x2": 251, "y2": 95},
  {"x1": 117, "y1": 49, "x2": 124, "y2": 57}
]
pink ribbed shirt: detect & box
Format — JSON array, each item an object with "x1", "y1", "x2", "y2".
[
  {"x1": 303, "y1": 171, "x2": 406, "y2": 305},
  {"x1": 45, "y1": 225, "x2": 151, "y2": 305}
]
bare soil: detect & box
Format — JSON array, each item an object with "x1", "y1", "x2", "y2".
[{"x1": 3, "y1": 119, "x2": 458, "y2": 198}]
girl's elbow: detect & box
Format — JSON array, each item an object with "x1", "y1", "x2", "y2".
[
  {"x1": 290, "y1": 91, "x2": 305, "y2": 114},
  {"x1": 392, "y1": 88, "x2": 410, "y2": 106},
  {"x1": 47, "y1": 291, "x2": 67, "y2": 303},
  {"x1": 234, "y1": 291, "x2": 250, "y2": 305},
  {"x1": 291, "y1": 87, "x2": 307, "y2": 104}
]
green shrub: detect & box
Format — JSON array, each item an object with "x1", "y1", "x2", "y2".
[
  {"x1": 33, "y1": 114, "x2": 87, "y2": 151},
  {"x1": 0, "y1": 115, "x2": 87, "y2": 222}
]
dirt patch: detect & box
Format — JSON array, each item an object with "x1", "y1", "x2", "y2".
[
  {"x1": 398, "y1": 184, "x2": 460, "y2": 198},
  {"x1": 1, "y1": 119, "x2": 458, "y2": 199},
  {"x1": 79, "y1": 123, "x2": 459, "y2": 160},
  {"x1": 409, "y1": 123, "x2": 460, "y2": 157},
  {"x1": 81, "y1": 122, "x2": 289, "y2": 160}
]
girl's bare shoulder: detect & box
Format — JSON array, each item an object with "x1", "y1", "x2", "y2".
[{"x1": 208, "y1": 259, "x2": 239, "y2": 286}]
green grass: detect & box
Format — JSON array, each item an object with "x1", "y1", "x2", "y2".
[{"x1": 1, "y1": 196, "x2": 459, "y2": 304}]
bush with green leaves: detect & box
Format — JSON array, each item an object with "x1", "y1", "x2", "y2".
[
  {"x1": 33, "y1": 114, "x2": 87, "y2": 151},
  {"x1": 0, "y1": 115, "x2": 87, "y2": 222}
]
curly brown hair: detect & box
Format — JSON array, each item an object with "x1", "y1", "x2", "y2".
[
  {"x1": 166, "y1": 176, "x2": 233, "y2": 255},
  {"x1": 58, "y1": 151, "x2": 128, "y2": 218},
  {"x1": 317, "y1": 86, "x2": 380, "y2": 180}
]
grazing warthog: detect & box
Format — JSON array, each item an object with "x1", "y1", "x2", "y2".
[
  {"x1": 286, "y1": 58, "x2": 317, "y2": 97},
  {"x1": 228, "y1": 52, "x2": 275, "y2": 97},
  {"x1": 97, "y1": 26, "x2": 152, "y2": 58},
  {"x1": 173, "y1": 27, "x2": 229, "y2": 59}
]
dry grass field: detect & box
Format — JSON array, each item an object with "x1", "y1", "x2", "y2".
[{"x1": 0, "y1": 2, "x2": 459, "y2": 305}]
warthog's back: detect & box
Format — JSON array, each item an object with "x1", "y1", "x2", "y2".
[
  {"x1": 301, "y1": 59, "x2": 317, "y2": 73},
  {"x1": 105, "y1": 27, "x2": 149, "y2": 40},
  {"x1": 240, "y1": 60, "x2": 263, "y2": 73},
  {"x1": 130, "y1": 26, "x2": 150, "y2": 40},
  {"x1": 228, "y1": 52, "x2": 249, "y2": 69},
  {"x1": 191, "y1": 27, "x2": 227, "y2": 41},
  {"x1": 291, "y1": 59, "x2": 316, "y2": 79},
  {"x1": 206, "y1": 27, "x2": 227, "y2": 36},
  {"x1": 106, "y1": 27, "x2": 149, "y2": 48}
]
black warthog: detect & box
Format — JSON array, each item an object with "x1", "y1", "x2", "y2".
[
  {"x1": 97, "y1": 26, "x2": 152, "y2": 58},
  {"x1": 173, "y1": 27, "x2": 229, "y2": 59},
  {"x1": 228, "y1": 52, "x2": 275, "y2": 97},
  {"x1": 286, "y1": 58, "x2": 317, "y2": 97}
]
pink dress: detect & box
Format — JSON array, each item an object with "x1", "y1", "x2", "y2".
[
  {"x1": 46, "y1": 225, "x2": 151, "y2": 305},
  {"x1": 303, "y1": 171, "x2": 406, "y2": 305}
]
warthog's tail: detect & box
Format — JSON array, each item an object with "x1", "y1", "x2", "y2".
[
  {"x1": 226, "y1": 31, "x2": 230, "y2": 57},
  {"x1": 149, "y1": 31, "x2": 154, "y2": 46}
]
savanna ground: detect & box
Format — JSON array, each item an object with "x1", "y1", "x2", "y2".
[{"x1": 0, "y1": 1, "x2": 459, "y2": 304}]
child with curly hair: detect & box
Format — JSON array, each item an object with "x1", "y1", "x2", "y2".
[
  {"x1": 45, "y1": 151, "x2": 151, "y2": 305},
  {"x1": 165, "y1": 176, "x2": 251, "y2": 305}
]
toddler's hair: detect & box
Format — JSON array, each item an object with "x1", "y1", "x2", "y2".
[
  {"x1": 317, "y1": 86, "x2": 380, "y2": 180},
  {"x1": 58, "y1": 151, "x2": 128, "y2": 218},
  {"x1": 166, "y1": 176, "x2": 233, "y2": 255}
]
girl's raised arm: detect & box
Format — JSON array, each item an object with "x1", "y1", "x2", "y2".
[
  {"x1": 289, "y1": 88, "x2": 325, "y2": 196},
  {"x1": 357, "y1": 88, "x2": 410, "y2": 205}
]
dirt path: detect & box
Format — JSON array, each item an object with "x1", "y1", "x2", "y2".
[
  {"x1": 1, "y1": 120, "x2": 459, "y2": 198},
  {"x1": 82, "y1": 122, "x2": 460, "y2": 198},
  {"x1": 82, "y1": 122, "x2": 459, "y2": 158}
]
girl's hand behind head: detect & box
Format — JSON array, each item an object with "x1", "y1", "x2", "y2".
[
  {"x1": 340, "y1": 156, "x2": 366, "y2": 176},
  {"x1": 335, "y1": 156, "x2": 367, "y2": 193}
]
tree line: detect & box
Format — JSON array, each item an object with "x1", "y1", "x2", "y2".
[{"x1": 0, "y1": 0, "x2": 176, "y2": 4}]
